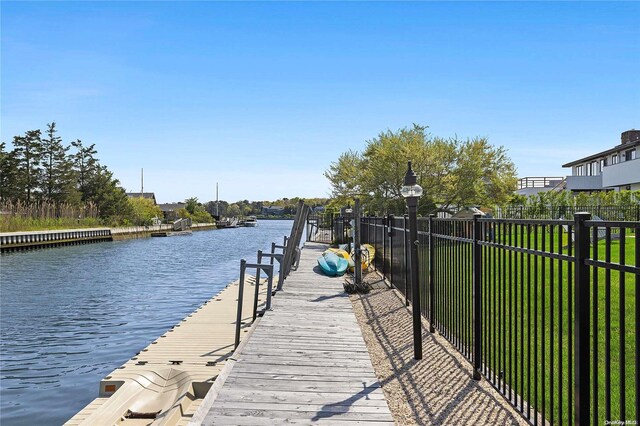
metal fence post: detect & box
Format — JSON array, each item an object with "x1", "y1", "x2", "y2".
[
  {"x1": 253, "y1": 251, "x2": 263, "y2": 321},
  {"x1": 354, "y1": 199, "x2": 362, "y2": 285},
  {"x1": 574, "y1": 212, "x2": 591, "y2": 426},
  {"x1": 407, "y1": 198, "x2": 422, "y2": 360},
  {"x1": 428, "y1": 214, "x2": 436, "y2": 333},
  {"x1": 332, "y1": 213, "x2": 336, "y2": 243},
  {"x1": 382, "y1": 217, "x2": 386, "y2": 276},
  {"x1": 404, "y1": 214, "x2": 409, "y2": 305},
  {"x1": 235, "y1": 259, "x2": 247, "y2": 349},
  {"x1": 388, "y1": 214, "x2": 394, "y2": 284},
  {"x1": 472, "y1": 214, "x2": 482, "y2": 380}
]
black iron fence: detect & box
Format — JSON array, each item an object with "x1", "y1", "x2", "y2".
[
  {"x1": 306, "y1": 212, "x2": 353, "y2": 245},
  {"x1": 352, "y1": 214, "x2": 639, "y2": 426},
  {"x1": 496, "y1": 205, "x2": 640, "y2": 221}
]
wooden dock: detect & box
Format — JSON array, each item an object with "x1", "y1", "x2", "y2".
[
  {"x1": 196, "y1": 242, "x2": 393, "y2": 425},
  {"x1": 65, "y1": 276, "x2": 269, "y2": 426}
]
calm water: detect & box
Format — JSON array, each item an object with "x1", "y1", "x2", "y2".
[{"x1": 0, "y1": 220, "x2": 293, "y2": 425}]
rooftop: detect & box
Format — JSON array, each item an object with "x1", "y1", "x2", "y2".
[{"x1": 562, "y1": 130, "x2": 640, "y2": 167}]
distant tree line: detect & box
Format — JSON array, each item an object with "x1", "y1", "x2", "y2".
[
  {"x1": 1, "y1": 123, "x2": 329, "y2": 230},
  {"x1": 203, "y1": 197, "x2": 328, "y2": 218},
  {"x1": 1, "y1": 122, "x2": 132, "y2": 224},
  {"x1": 176, "y1": 197, "x2": 214, "y2": 223}
]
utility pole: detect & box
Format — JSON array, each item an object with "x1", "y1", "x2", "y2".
[{"x1": 215, "y1": 182, "x2": 219, "y2": 217}]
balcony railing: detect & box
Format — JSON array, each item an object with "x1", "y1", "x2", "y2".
[{"x1": 517, "y1": 177, "x2": 565, "y2": 190}]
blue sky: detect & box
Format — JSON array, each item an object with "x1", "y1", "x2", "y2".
[{"x1": 2, "y1": 2, "x2": 639, "y2": 203}]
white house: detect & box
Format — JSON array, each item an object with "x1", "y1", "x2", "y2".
[{"x1": 562, "y1": 130, "x2": 639, "y2": 192}]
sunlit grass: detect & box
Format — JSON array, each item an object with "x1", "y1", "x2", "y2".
[{"x1": 422, "y1": 228, "x2": 637, "y2": 425}]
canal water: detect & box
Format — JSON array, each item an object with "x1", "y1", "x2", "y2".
[{"x1": 0, "y1": 220, "x2": 294, "y2": 425}]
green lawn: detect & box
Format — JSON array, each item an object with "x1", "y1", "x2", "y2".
[{"x1": 421, "y1": 227, "x2": 637, "y2": 425}]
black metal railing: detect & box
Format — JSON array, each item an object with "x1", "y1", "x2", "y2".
[
  {"x1": 517, "y1": 176, "x2": 565, "y2": 190},
  {"x1": 234, "y1": 201, "x2": 310, "y2": 348},
  {"x1": 359, "y1": 214, "x2": 639, "y2": 426},
  {"x1": 306, "y1": 212, "x2": 338, "y2": 244},
  {"x1": 496, "y1": 205, "x2": 640, "y2": 222}
]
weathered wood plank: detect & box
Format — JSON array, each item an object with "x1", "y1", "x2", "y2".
[
  {"x1": 214, "y1": 401, "x2": 391, "y2": 413},
  {"x1": 228, "y1": 372, "x2": 382, "y2": 383},
  {"x1": 208, "y1": 408, "x2": 394, "y2": 422},
  {"x1": 203, "y1": 416, "x2": 393, "y2": 425},
  {"x1": 215, "y1": 389, "x2": 388, "y2": 403},
  {"x1": 223, "y1": 377, "x2": 381, "y2": 392},
  {"x1": 238, "y1": 353, "x2": 375, "y2": 364},
  {"x1": 198, "y1": 242, "x2": 393, "y2": 425},
  {"x1": 228, "y1": 364, "x2": 377, "y2": 376}
]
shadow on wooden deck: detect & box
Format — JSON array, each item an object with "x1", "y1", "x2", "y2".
[{"x1": 196, "y1": 242, "x2": 394, "y2": 425}]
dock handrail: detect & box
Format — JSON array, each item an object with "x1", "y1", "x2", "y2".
[
  {"x1": 234, "y1": 201, "x2": 311, "y2": 349},
  {"x1": 235, "y1": 259, "x2": 274, "y2": 349},
  {"x1": 281, "y1": 201, "x2": 310, "y2": 282}
]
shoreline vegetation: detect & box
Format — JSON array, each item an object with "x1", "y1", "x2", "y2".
[
  {"x1": 0, "y1": 216, "x2": 295, "y2": 233},
  {"x1": 1, "y1": 122, "x2": 329, "y2": 233}
]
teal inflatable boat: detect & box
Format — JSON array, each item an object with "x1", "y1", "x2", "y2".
[{"x1": 317, "y1": 250, "x2": 349, "y2": 276}]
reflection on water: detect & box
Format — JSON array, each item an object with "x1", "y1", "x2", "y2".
[{"x1": 0, "y1": 220, "x2": 292, "y2": 425}]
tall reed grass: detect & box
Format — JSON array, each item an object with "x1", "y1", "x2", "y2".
[{"x1": 0, "y1": 200, "x2": 101, "y2": 232}]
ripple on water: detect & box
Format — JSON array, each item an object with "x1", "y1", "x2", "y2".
[{"x1": 0, "y1": 220, "x2": 293, "y2": 426}]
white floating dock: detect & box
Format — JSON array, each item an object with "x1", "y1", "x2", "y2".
[{"x1": 66, "y1": 275, "x2": 268, "y2": 426}]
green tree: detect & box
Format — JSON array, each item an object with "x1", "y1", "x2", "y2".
[
  {"x1": 0, "y1": 142, "x2": 21, "y2": 201},
  {"x1": 324, "y1": 150, "x2": 364, "y2": 206},
  {"x1": 226, "y1": 203, "x2": 241, "y2": 217},
  {"x1": 185, "y1": 197, "x2": 200, "y2": 215},
  {"x1": 177, "y1": 208, "x2": 191, "y2": 219},
  {"x1": 86, "y1": 166, "x2": 131, "y2": 221},
  {"x1": 12, "y1": 129, "x2": 44, "y2": 203},
  {"x1": 191, "y1": 209, "x2": 214, "y2": 223},
  {"x1": 71, "y1": 139, "x2": 98, "y2": 201},
  {"x1": 128, "y1": 197, "x2": 162, "y2": 225},
  {"x1": 41, "y1": 122, "x2": 77, "y2": 203},
  {"x1": 183, "y1": 196, "x2": 213, "y2": 222},
  {"x1": 438, "y1": 137, "x2": 517, "y2": 212},
  {"x1": 325, "y1": 125, "x2": 517, "y2": 215}
]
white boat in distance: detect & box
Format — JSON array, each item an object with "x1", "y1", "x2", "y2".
[{"x1": 243, "y1": 216, "x2": 258, "y2": 227}]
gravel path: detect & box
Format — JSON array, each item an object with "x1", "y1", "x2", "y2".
[{"x1": 350, "y1": 283, "x2": 529, "y2": 425}]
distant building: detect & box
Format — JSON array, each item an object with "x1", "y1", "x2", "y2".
[
  {"x1": 562, "y1": 129, "x2": 639, "y2": 192},
  {"x1": 126, "y1": 192, "x2": 157, "y2": 204},
  {"x1": 451, "y1": 206, "x2": 485, "y2": 219},
  {"x1": 261, "y1": 206, "x2": 286, "y2": 215},
  {"x1": 158, "y1": 202, "x2": 186, "y2": 221},
  {"x1": 516, "y1": 130, "x2": 640, "y2": 195}
]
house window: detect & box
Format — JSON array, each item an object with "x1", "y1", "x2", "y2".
[
  {"x1": 576, "y1": 165, "x2": 584, "y2": 176},
  {"x1": 599, "y1": 158, "x2": 606, "y2": 171},
  {"x1": 625, "y1": 149, "x2": 636, "y2": 161},
  {"x1": 611, "y1": 154, "x2": 619, "y2": 165}
]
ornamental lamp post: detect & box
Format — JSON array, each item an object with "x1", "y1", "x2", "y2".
[{"x1": 401, "y1": 161, "x2": 423, "y2": 360}]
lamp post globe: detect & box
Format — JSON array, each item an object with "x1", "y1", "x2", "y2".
[{"x1": 401, "y1": 161, "x2": 423, "y2": 200}]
